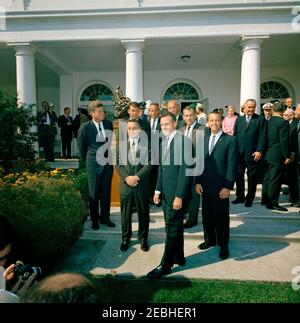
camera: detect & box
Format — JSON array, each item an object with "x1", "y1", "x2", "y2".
[{"x1": 13, "y1": 261, "x2": 42, "y2": 282}]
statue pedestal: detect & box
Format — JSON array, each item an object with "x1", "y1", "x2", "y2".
[
  {"x1": 111, "y1": 119, "x2": 121, "y2": 207},
  {"x1": 111, "y1": 167, "x2": 120, "y2": 207}
]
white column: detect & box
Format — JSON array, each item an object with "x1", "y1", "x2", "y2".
[
  {"x1": 8, "y1": 42, "x2": 38, "y2": 152},
  {"x1": 240, "y1": 36, "x2": 269, "y2": 114},
  {"x1": 9, "y1": 43, "x2": 37, "y2": 110},
  {"x1": 121, "y1": 40, "x2": 144, "y2": 102}
]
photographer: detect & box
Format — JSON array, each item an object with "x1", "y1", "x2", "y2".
[
  {"x1": 0, "y1": 215, "x2": 41, "y2": 297},
  {"x1": 37, "y1": 101, "x2": 57, "y2": 162}
]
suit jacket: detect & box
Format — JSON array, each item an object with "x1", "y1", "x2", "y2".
[
  {"x1": 155, "y1": 132, "x2": 189, "y2": 202},
  {"x1": 78, "y1": 119, "x2": 113, "y2": 172},
  {"x1": 116, "y1": 139, "x2": 152, "y2": 197},
  {"x1": 176, "y1": 114, "x2": 185, "y2": 129},
  {"x1": 289, "y1": 119, "x2": 298, "y2": 157},
  {"x1": 148, "y1": 117, "x2": 161, "y2": 132},
  {"x1": 179, "y1": 122, "x2": 206, "y2": 155},
  {"x1": 195, "y1": 131, "x2": 238, "y2": 196},
  {"x1": 234, "y1": 114, "x2": 266, "y2": 162},
  {"x1": 58, "y1": 114, "x2": 73, "y2": 138},
  {"x1": 265, "y1": 116, "x2": 290, "y2": 165}
]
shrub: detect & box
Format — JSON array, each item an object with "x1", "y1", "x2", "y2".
[
  {"x1": 0, "y1": 90, "x2": 37, "y2": 170},
  {"x1": 0, "y1": 177, "x2": 86, "y2": 272},
  {"x1": 74, "y1": 171, "x2": 89, "y2": 204}
]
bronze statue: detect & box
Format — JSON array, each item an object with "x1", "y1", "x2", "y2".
[{"x1": 113, "y1": 86, "x2": 131, "y2": 119}]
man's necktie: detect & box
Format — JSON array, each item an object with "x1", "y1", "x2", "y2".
[
  {"x1": 185, "y1": 125, "x2": 190, "y2": 137},
  {"x1": 151, "y1": 119, "x2": 156, "y2": 131},
  {"x1": 209, "y1": 135, "x2": 216, "y2": 155},
  {"x1": 246, "y1": 115, "x2": 251, "y2": 124},
  {"x1": 98, "y1": 123, "x2": 104, "y2": 141},
  {"x1": 164, "y1": 136, "x2": 169, "y2": 157},
  {"x1": 130, "y1": 140, "x2": 136, "y2": 163}
]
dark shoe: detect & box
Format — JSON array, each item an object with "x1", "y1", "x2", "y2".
[
  {"x1": 120, "y1": 241, "x2": 130, "y2": 252},
  {"x1": 183, "y1": 221, "x2": 197, "y2": 229},
  {"x1": 141, "y1": 241, "x2": 149, "y2": 252},
  {"x1": 173, "y1": 258, "x2": 186, "y2": 266},
  {"x1": 198, "y1": 241, "x2": 216, "y2": 250},
  {"x1": 273, "y1": 205, "x2": 288, "y2": 212},
  {"x1": 244, "y1": 201, "x2": 252, "y2": 207},
  {"x1": 92, "y1": 221, "x2": 99, "y2": 230},
  {"x1": 219, "y1": 246, "x2": 229, "y2": 259},
  {"x1": 232, "y1": 198, "x2": 245, "y2": 204},
  {"x1": 100, "y1": 219, "x2": 116, "y2": 227},
  {"x1": 147, "y1": 265, "x2": 171, "y2": 279}
]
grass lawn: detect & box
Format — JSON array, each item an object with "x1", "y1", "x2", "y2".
[{"x1": 92, "y1": 276, "x2": 300, "y2": 303}]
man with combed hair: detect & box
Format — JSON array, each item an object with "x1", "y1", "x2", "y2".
[
  {"x1": 78, "y1": 100, "x2": 115, "y2": 230},
  {"x1": 116, "y1": 119, "x2": 152, "y2": 252},
  {"x1": 20, "y1": 273, "x2": 99, "y2": 303},
  {"x1": 233, "y1": 99, "x2": 266, "y2": 207},
  {"x1": 195, "y1": 111, "x2": 238, "y2": 260},
  {"x1": 147, "y1": 112, "x2": 190, "y2": 279}
]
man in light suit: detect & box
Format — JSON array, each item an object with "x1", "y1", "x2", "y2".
[
  {"x1": 78, "y1": 100, "x2": 115, "y2": 230},
  {"x1": 116, "y1": 119, "x2": 152, "y2": 252},
  {"x1": 147, "y1": 112, "x2": 190, "y2": 279},
  {"x1": 195, "y1": 111, "x2": 238, "y2": 259},
  {"x1": 233, "y1": 99, "x2": 266, "y2": 207}
]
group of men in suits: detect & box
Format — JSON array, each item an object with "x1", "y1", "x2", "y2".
[{"x1": 77, "y1": 97, "x2": 300, "y2": 280}]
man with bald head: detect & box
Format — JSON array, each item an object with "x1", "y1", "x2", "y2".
[
  {"x1": 285, "y1": 97, "x2": 295, "y2": 111},
  {"x1": 167, "y1": 100, "x2": 185, "y2": 129},
  {"x1": 282, "y1": 108, "x2": 299, "y2": 205}
]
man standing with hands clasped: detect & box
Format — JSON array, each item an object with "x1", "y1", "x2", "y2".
[{"x1": 195, "y1": 111, "x2": 238, "y2": 259}]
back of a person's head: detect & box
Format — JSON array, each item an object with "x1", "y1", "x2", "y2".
[
  {"x1": 21, "y1": 273, "x2": 99, "y2": 303},
  {"x1": 0, "y1": 215, "x2": 14, "y2": 250}
]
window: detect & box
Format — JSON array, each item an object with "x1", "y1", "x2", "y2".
[
  {"x1": 260, "y1": 81, "x2": 289, "y2": 101},
  {"x1": 163, "y1": 82, "x2": 199, "y2": 101},
  {"x1": 80, "y1": 83, "x2": 113, "y2": 101}
]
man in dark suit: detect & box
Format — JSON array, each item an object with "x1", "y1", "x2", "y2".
[
  {"x1": 78, "y1": 100, "x2": 115, "y2": 230},
  {"x1": 180, "y1": 106, "x2": 205, "y2": 228},
  {"x1": 116, "y1": 119, "x2": 152, "y2": 252},
  {"x1": 167, "y1": 100, "x2": 185, "y2": 129},
  {"x1": 148, "y1": 103, "x2": 161, "y2": 205},
  {"x1": 233, "y1": 99, "x2": 266, "y2": 207},
  {"x1": 58, "y1": 107, "x2": 73, "y2": 159},
  {"x1": 147, "y1": 112, "x2": 190, "y2": 279},
  {"x1": 126, "y1": 101, "x2": 151, "y2": 137},
  {"x1": 195, "y1": 111, "x2": 238, "y2": 259},
  {"x1": 282, "y1": 108, "x2": 299, "y2": 205},
  {"x1": 262, "y1": 102, "x2": 291, "y2": 211},
  {"x1": 37, "y1": 101, "x2": 57, "y2": 162}
]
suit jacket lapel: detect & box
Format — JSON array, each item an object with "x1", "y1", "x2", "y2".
[{"x1": 210, "y1": 133, "x2": 225, "y2": 155}]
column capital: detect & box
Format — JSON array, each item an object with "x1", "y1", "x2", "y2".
[
  {"x1": 240, "y1": 35, "x2": 269, "y2": 51},
  {"x1": 7, "y1": 42, "x2": 37, "y2": 56},
  {"x1": 121, "y1": 39, "x2": 145, "y2": 52}
]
